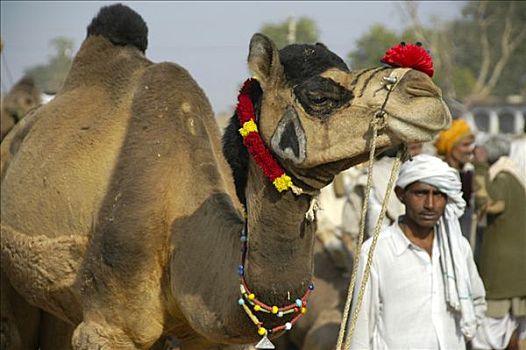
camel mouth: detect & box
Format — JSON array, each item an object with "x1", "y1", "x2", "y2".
[
  {"x1": 384, "y1": 70, "x2": 452, "y2": 142},
  {"x1": 387, "y1": 100, "x2": 452, "y2": 143},
  {"x1": 285, "y1": 147, "x2": 389, "y2": 191}
]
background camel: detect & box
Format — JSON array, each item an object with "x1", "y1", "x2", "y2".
[
  {"x1": 0, "y1": 76, "x2": 41, "y2": 141},
  {"x1": 0, "y1": 3, "x2": 451, "y2": 350}
]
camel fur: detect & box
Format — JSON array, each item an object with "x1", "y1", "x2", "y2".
[{"x1": 1, "y1": 4, "x2": 451, "y2": 349}]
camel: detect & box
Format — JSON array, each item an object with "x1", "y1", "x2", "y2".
[
  {"x1": 0, "y1": 3, "x2": 451, "y2": 350},
  {"x1": 0, "y1": 76, "x2": 41, "y2": 141}
]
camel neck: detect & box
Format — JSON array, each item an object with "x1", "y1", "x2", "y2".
[{"x1": 243, "y1": 161, "x2": 316, "y2": 301}]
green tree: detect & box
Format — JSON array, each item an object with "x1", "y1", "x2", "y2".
[
  {"x1": 25, "y1": 37, "x2": 74, "y2": 93},
  {"x1": 260, "y1": 17, "x2": 320, "y2": 49},
  {"x1": 347, "y1": 24, "x2": 416, "y2": 70},
  {"x1": 349, "y1": 1, "x2": 526, "y2": 104},
  {"x1": 397, "y1": 1, "x2": 526, "y2": 103},
  {"x1": 454, "y1": 1, "x2": 526, "y2": 102}
]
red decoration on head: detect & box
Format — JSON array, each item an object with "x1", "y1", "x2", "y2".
[{"x1": 381, "y1": 42, "x2": 434, "y2": 78}]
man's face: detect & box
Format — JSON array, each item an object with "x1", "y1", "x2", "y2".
[
  {"x1": 450, "y1": 135, "x2": 475, "y2": 167},
  {"x1": 396, "y1": 182, "x2": 447, "y2": 230}
]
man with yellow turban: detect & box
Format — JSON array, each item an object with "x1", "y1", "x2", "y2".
[
  {"x1": 434, "y1": 118, "x2": 476, "y2": 242},
  {"x1": 435, "y1": 118, "x2": 475, "y2": 169}
]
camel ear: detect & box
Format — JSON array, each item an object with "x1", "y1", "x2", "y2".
[{"x1": 248, "y1": 33, "x2": 285, "y2": 89}]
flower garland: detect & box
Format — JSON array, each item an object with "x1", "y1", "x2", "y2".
[
  {"x1": 237, "y1": 226, "x2": 314, "y2": 342},
  {"x1": 236, "y1": 78, "x2": 296, "y2": 193},
  {"x1": 381, "y1": 42, "x2": 434, "y2": 78}
]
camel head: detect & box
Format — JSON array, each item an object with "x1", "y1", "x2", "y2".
[
  {"x1": 224, "y1": 34, "x2": 451, "y2": 195},
  {"x1": 1, "y1": 76, "x2": 41, "y2": 140}
]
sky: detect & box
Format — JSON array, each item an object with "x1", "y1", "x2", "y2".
[{"x1": 1, "y1": 1, "x2": 464, "y2": 114}]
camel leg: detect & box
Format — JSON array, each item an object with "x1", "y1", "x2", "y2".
[
  {"x1": 0, "y1": 271, "x2": 41, "y2": 350},
  {"x1": 72, "y1": 320, "x2": 141, "y2": 350}
]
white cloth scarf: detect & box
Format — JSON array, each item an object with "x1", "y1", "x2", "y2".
[{"x1": 396, "y1": 154, "x2": 480, "y2": 339}]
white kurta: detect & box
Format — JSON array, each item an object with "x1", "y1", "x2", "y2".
[{"x1": 349, "y1": 221, "x2": 486, "y2": 350}]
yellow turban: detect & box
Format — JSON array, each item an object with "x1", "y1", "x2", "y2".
[{"x1": 434, "y1": 119, "x2": 473, "y2": 156}]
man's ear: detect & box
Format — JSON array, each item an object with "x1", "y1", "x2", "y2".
[{"x1": 395, "y1": 186, "x2": 405, "y2": 204}]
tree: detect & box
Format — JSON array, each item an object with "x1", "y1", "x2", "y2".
[
  {"x1": 458, "y1": 1, "x2": 526, "y2": 103},
  {"x1": 397, "y1": 1, "x2": 526, "y2": 104},
  {"x1": 25, "y1": 37, "x2": 75, "y2": 94},
  {"x1": 348, "y1": 1, "x2": 526, "y2": 105},
  {"x1": 260, "y1": 17, "x2": 320, "y2": 49},
  {"x1": 347, "y1": 24, "x2": 407, "y2": 70}
]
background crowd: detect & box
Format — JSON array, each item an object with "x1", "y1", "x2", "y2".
[{"x1": 330, "y1": 110, "x2": 525, "y2": 349}]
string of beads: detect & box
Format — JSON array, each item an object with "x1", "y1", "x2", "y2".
[{"x1": 237, "y1": 225, "x2": 314, "y2": 336}]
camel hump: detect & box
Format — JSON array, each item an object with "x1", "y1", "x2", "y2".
[{"x1": 86, "y1": 3, "x2": 148, "y2": 53}]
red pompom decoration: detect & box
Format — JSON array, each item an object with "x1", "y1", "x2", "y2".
[{"x1": 381, "y1": 42, "x2": 434, "y2": 78}]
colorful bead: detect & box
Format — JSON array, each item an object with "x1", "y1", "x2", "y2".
[{"x1": 236, "y1": 224, "x2": 315, "y2": 340}]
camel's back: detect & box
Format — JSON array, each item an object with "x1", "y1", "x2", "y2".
[
  {"x1": 1, "y1": 35, "x2": 230, "y2": 240},
  {"x1": 0, "y1": 37, "x2": 151, "y2": 237}
]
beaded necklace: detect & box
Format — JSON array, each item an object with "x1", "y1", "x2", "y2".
[{"x1": 237, "y1": 224, "x2": 314, "y2": 348}]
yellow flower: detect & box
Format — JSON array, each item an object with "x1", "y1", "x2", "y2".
[
  {"x1": 239, "y1": 120, "x2": 258, "y2": 137},
  {"x1": 273, "y1": 174, "x2": 293, "y2": 192}
]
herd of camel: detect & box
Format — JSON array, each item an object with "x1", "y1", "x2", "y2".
[{"x1": 0, "y1": 3, "x2": 451, "y2": 350}]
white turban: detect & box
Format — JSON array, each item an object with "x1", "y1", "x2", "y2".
[
  {"x1": 396, "y1": 154, "x2": 481, "y2": 339},
  {"x1": 396, "y1": 154, "x2": 466, "y2": 220}
]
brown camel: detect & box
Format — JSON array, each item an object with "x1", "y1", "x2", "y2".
[
  {"x1": 0, "y1": 76, "x2": 41, "y2": 141},
  {"x1": 0, "y1": 4, "x2": 451, "y2": 350}
]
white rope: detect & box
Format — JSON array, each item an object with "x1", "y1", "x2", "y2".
[{"x1": 335, "y1": 115, "x2": 384, "y2": 349}]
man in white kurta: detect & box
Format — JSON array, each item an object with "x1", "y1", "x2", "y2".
[{"x1": 349, "y1": 154, "x2": 486, "y2": 350}]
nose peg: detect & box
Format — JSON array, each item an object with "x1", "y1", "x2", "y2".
[
  {"x1": 383, "y1": 76, "x2": 398, "y2": 84},
  {"x1": 383, "y1": 75, "x2": 398, "y2": 91}
]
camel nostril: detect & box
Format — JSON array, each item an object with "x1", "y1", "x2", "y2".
[{"x1": 401, "y1": 70, "x2": 440, "y2": 98}]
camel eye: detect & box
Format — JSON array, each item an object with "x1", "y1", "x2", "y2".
[
  {"x1": 306, "y1": 93, "x2": 330, "y2": 106},
  {"x1": 294, "y1": 77, "x2": 352, "y2": 119}
]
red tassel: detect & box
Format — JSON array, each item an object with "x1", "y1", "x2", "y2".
[{"x1": 381, "y1": 42, "x2": 434, "y2": 78}]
